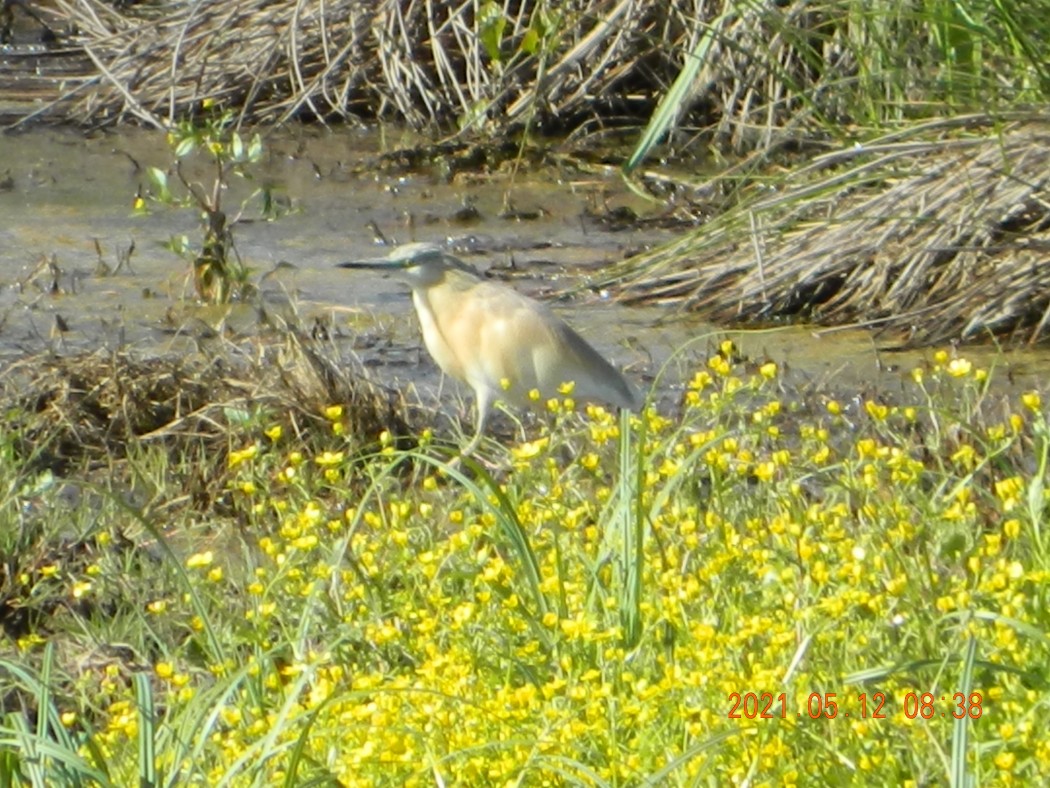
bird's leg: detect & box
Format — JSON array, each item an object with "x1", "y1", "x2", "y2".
[{"x1": 460, "y1": 389, "x2": 491, "y2": 458}]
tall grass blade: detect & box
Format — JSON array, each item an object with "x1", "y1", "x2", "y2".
[
  {"x1": 950, "y1": 635, "x2": 978, "y2": 788},
  {"x1": 7, "y1": 712, "x2": 44, "y2": 788},
  {"x1": 617, "y1": 406, "x2": 645, "y2": 647},
  {"x1": 456, "y1": 454, "x2": 550, "y2": 621},
  {"x1": 0, "y1": 647, "x2": 105, "y2": 787},
  {"x1": 624, "y1": 12, "x2": 726, "y2": 174},
  {"x1": 135, "y1": 673, "x2": 157, "y2": 788},
  {"x1": 409, "y1": 451, "x2": 550, "y2": 627},
  {"x1": 639, "y1": 730, "x2": 737, "y2": 785}
]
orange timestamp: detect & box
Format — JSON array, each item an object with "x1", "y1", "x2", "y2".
[{"x1": 727, "y1": 691, "x2": 984, "y2": 720}]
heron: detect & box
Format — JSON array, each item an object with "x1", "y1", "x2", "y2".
[{"x1": 337, "y1": 242, "x2": 639, "y2": 455}]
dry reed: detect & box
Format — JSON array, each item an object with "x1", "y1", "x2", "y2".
[
  {"x1": 19, "y1": 0, "x2": 856, "y2": 141},
  {"x1": 613, "y1": 120, "x2": 1050, "y2": 345}
]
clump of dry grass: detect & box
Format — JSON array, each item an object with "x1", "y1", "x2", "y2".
[
  {"x1": 0, "y1": 336, "x2": 409, "y2": 478},
  {"x1": 40, "y1": 0, "x2": 691, "y2": 129},
  {"x1": 8, "y1": 0, "x2": 856, "y2": 138},
  {"x1": 612, "y1": 119, "x2": 1050, "y2": 345},
  {"x1": 8, "y1": 0, "x2": 1040, "y2": 158}
]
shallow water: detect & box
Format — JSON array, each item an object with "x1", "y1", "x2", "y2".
[{"x1": 1, "y1": 127, "x2": 1047, "y2": 412}]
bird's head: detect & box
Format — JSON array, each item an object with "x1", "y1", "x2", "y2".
[{"x1": 337, "y1": 242, "x2": 478, "y2": 287}]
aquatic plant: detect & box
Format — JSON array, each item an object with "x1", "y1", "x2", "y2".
[{"x1": 135, "y1": 106, "x2": 280, "y2": 304}]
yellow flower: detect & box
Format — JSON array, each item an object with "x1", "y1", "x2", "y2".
[
  {"x1": 688, "y1": 370, "x2": 713, "y2": 390},
  {"x1": 512, "y1": 437, "x2": 549, "y2": 461},
  {"x1": 17, "y1": 633, "x2": 46, "y2": 651},
  {"x1": 324, "y1": 404, "x2": 344, "y2": 421},
  {"x1": 864, "y1": 401, "x2": 888, "y2": 420},
  {"x1": 951, "y1": 444, "x2": 977, "y2": 469},
  {"x1": 994, "y1": 751, "x2": 1016, "y2": 770},
  {"x1": 759, "y1": 361, "x2": 777, "y2": 379},
  {"x1": 315, "y1": 450, "x2": 345, "y2": 467},
  {"x1": 228, "y1": 443, "x2": 258, "y2": 468},
  {"x1": 558, "y1": 381, "x2": 576, "y2": 395},
  {"x1": 186, "y1": 551, "x2": 214, "y2": 569},
  {"x1": 856, "y1": 438, "x2": 878, "y2": 459},
  {"x1": 947, "y1": 358, "x2": 972, "y2": 377},
  {"x1": 753, "y1": 461, "x2": 776, "y2": 482},
  {"x1": 265, "y1": 424, "x2": 283, "y2": 441},
  {"x1": 708, "y1": 354, "x2": 731, "y2": 376},
  {"x1": 1021, "y1": 391, "x2": 1041, "y2": 412},
  {"x1": 994, "y1": 477, "x2": 1024, "y2": 511},
  {"x1": 155, "y1": 662, "x2": 174, "y2": 680}
]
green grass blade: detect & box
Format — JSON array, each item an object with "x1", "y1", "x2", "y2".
[
  {"x1": 0, "y1": 648, "x2": 108, "y2": 787},
  {"x1": 624, "y1": 11, "x2": 727, "y2": 174},
  {"x1": 639, "y1": 730, "x2": 738, "y2": 785},
  {"x1": 617, "y1": 406, "x2": 645, "y2": 647},
  {"x1": 135, "y1": 672, "x2": 157, "y2": 788},
  {"x1": 950, "y1": 635, "x2": 978, "y2": 788},
  {"x1": 0, "y1": 727, "x2": 110, "y2": 786},
  {"x1": 426, "y1": 451, "x2": 550, "y2": 623}
]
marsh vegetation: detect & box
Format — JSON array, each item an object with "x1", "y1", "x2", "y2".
[{"x1": 2, "y1": 0, "x2": 1049, "y2": 784}]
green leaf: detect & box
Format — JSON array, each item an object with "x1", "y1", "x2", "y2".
[
  {"x1": 223, "y1": 407, "x2": 254, "y2": 426},
  {"x1": 230, "y1": 132, "x2": 244, "y2": 161},
  {"x1": 174, "y1": 137, "x2": 197, "y2": 158},
  {"x1": 147, "y1": 167, "x2": 167, "y2": 191},
  {"x1": 479, "y1": 2, "x2": 506, "y2": 62},
  {"x1": 247, "y1": 134, "x2": 263, "y2": 162},
  {"x1": 520, "y1": 27, "x2": 540, "y2": 55},
  {"x1": 164, "y1": 235, "x2": 191, "y2": 257}
]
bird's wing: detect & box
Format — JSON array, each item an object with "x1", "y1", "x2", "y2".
[
  {"x1": 444, "y1": 280, "x2": 638, "y2": 409},
  {"x1": 545, "y1": 319, "x2": 639, "y2": 410}
]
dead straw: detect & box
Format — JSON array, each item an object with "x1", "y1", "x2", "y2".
[
  {"x1": 25, "y1": 0, "x2": 810, "y2": 137},
  {"x1": 0, "y1": 338, "x2": 410, "y2": 477},
  {"x1": 613, "y1": 120, "x2": 1050, "y2": 345}
]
